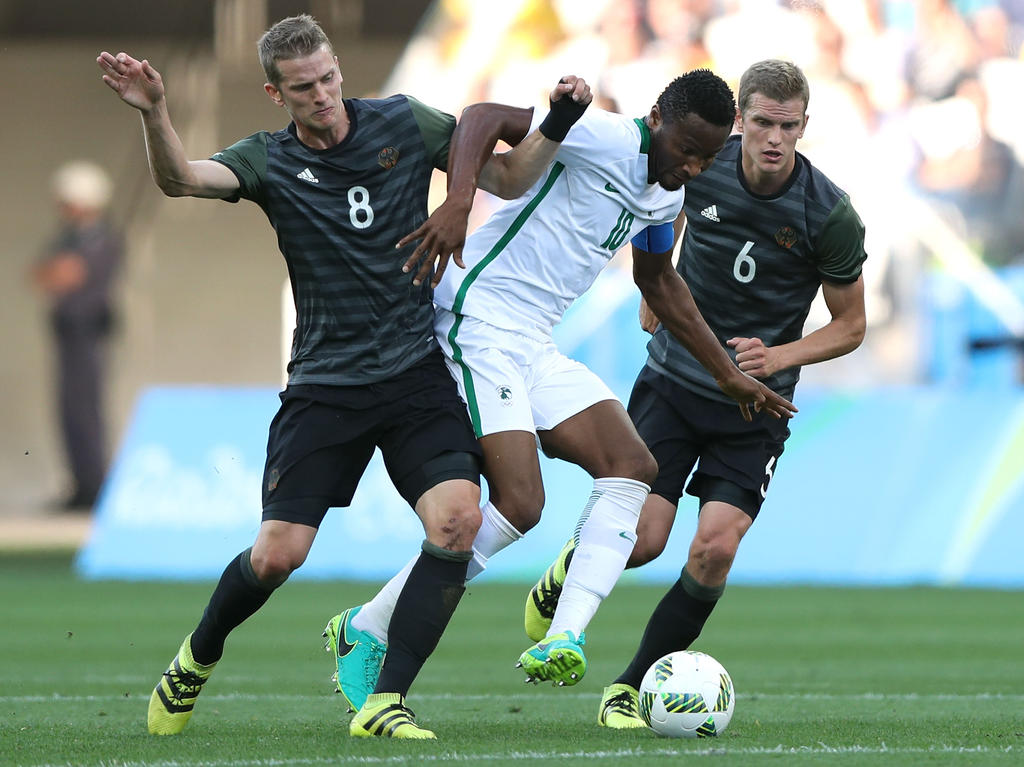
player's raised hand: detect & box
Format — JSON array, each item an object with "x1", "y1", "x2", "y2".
[
  {"x1": 537, "y1": 75, "x2": 592, "y2": 142},
  {"x1": 397, "y1": 198, "x2": 469, "y2": 288},
  {"x1": 97, "y1": 52, "x2": 165, "y2": 111},
  {"x1": 549, "y1": 75, "x2": 592, "y2": 109}
]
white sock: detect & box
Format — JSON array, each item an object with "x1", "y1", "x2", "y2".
[
  {"x1": 548, "y1": 477, "x2": 649, "y2": 638},
  {"x1": 351, "y1": 500, "x2": 523, "y2": 642},
  {"x1": 351, "y1": 558, "x2": 413, "y2": 642},
  {"x1": 466, "y1": 500, "x2": 523, "y2": 580}
]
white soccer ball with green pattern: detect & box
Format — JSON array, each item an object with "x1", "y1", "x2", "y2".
[{"x1": 639, "y1": 650, "x2": 735, "y2": 738}]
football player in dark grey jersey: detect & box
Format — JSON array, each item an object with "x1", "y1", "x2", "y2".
[{"x1": 99, "y1": 13, "x2": 592, "y2": 739}]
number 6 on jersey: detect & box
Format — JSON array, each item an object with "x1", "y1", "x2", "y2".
[{"x1": 733, "y1": 240, "x2": 755, "y2": 283}]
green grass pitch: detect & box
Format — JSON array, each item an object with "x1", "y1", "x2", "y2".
[{"x1": 2, "y1": 551, "x2": 1022, "y2": 765}]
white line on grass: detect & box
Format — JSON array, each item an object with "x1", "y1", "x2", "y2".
[
  {"x1": 18, "y1": 743, "x2": 1019, "y2": 767},
  {"x1": 5, "y1": 691, "x2": 1024, "y2": 704}
]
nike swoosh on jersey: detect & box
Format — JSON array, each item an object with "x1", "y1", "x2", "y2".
[{"x1": 604, "y1": 182, "x2": 619, "y2": 193}]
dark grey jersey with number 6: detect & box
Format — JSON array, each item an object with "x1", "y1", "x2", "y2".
[{"x1": 646, "y1": 135, "x2": 867, "y2": 403}]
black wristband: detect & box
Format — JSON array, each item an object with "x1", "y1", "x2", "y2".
[{"x1": 538, "y1": 85, "x2": 589, "y2": 142}]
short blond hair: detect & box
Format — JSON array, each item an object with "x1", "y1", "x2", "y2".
[
  {"x1": 737, "y1": 60, "x2": 810, "y2": 115},
  {"x1": 258, "y1": 14, "x2": 332, "y2": 85}
]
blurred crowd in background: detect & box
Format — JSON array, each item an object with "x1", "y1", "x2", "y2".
[{"x1": 389, "y1": 0, "x2": 1024, "y2": 386}]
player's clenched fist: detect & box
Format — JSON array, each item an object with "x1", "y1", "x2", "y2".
[{"x1": 539, "y1": 75, "x2": 593, "y2": 142}]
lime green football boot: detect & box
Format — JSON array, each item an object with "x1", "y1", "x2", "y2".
[
  {"x1": 524, "y1": 538, "x2": 575, "y2": 642},
  {"x1": 323, "y1": 606, "x2": 387, "y2": 712},
  {"x1": 516, "y1": 630, "x2": 587, "y2": 686},
  {"x1": 349, "y1": 693, "x2": 436, "y2": 739},
  {"x1": 598, "y1": 683, "x2": 647, "y2": 728},
  {"x1": 147, "y1": 633, "x2": 217, "y2": 735}
]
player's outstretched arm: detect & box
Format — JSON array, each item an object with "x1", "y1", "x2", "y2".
[
  {"x1": 97, "y1": 51, "x2": 238, "y2": 199},
  {"x1": 633, "y1": 244, "x2": 797, "y2": 421},
  {"x1": 398, "y1": 76, "x2": 591, "y2": 288}
]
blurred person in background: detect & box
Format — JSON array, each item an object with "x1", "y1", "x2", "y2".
[
  {"x1": 543, "y1": 0, "x2": 650, "y2": 114},
  {"x1": 31, "y1": 160, "x2": 122, "y2": 512},
  {"x1": 911, "y1": 72, "x2": 1024, "y2": 266},
  {"x1": 640, "y1": 0, "x2": 715, "y2": 77},
  {"x1": 906, "y1": 0, "x2": 981, "y2": 100},
  {"x1": 969, "y1": 1, "x2": 1018, "y2": 58}
]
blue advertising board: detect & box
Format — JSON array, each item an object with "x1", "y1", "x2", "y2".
[{"x1": 76, "y1": 384, "x2": 1024, "y2": 586}]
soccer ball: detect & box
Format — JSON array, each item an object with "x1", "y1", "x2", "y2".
[{"x1": 638, "y1": 650, "x2": 735, "y2": 738}]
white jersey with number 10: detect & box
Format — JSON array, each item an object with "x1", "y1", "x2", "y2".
[{"x1": 432, "y1": 108, "x2": 684, "y2": 342}]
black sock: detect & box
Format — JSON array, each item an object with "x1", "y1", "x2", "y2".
[
  {"x1": 375, "y1": 542, "x2": 470, "y2": 697},
  {"x1": 189, "y1": 548, "x2": 276, "y2": 665},
  {"x1": 616, "y1": 567, "x2": 723, "y2": 688}
]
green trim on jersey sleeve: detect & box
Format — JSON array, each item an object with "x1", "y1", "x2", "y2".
[
  {"x1": 815, "y1": 193, "x2": 867, "y2": 283},
  {"x1": 210, "y1": 132, "x2": 268, "y2": 203},
  {"x1": 406, "y1": 95, "x2": 457, "y2": 171},
  {"x1": 633, "y1": 118, "x2": 651, "y2": 154}
]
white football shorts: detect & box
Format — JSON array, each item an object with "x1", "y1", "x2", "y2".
[{"x1": 434, "y1": 307, "x2": 617, "y2": 438}]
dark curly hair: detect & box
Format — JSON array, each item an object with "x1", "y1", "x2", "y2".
[{"x1": 656, "y1": 69, "x2": 736, "y2": 128}]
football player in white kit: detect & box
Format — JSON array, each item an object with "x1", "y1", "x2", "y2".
[{"x1": 326, "y1": 70, "x2": 796, "y2": 703}]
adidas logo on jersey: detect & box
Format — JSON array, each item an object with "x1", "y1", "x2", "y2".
[
  {"x1": 700, "y1": 205, "x2": 720, "y2": 222},
  {"x1": 297, "y1": 168, "x2": 319, "y2": 184}
]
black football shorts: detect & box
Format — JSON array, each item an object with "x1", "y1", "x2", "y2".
[
  {"x1": 627, "y1": 365, "x2": 791, "y2": 520},
  {"x1": 261, "y1": 349, "x2": 481, "y2": 527}
]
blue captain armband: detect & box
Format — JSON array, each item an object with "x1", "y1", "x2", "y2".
[{"x1": 631, "y1": 222, "x2": 674, "y2": 253}]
